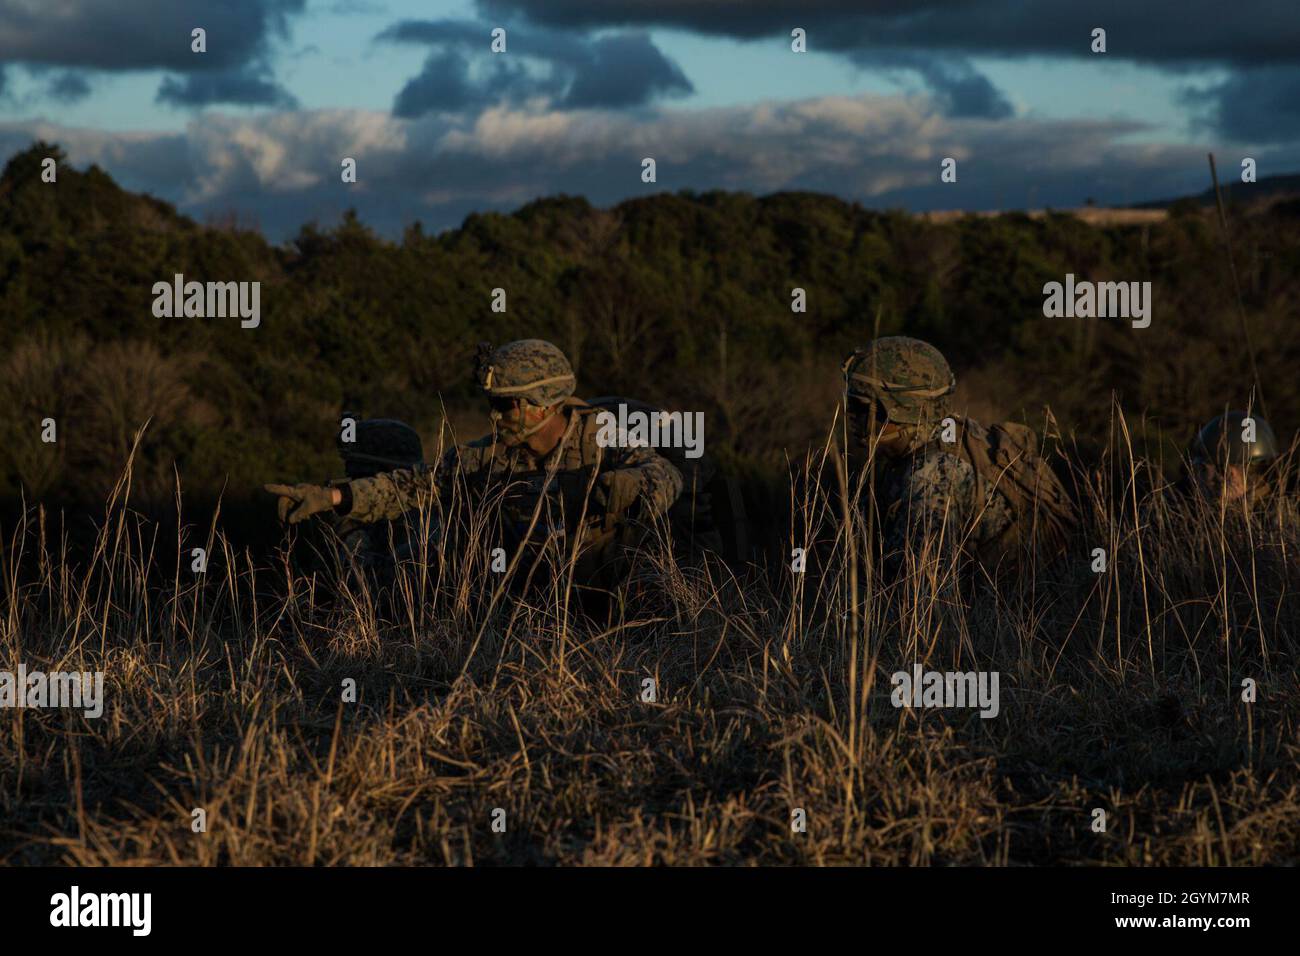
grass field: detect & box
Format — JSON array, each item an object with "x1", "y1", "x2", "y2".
[{"x1": 1, "y1": 412, "x2": 1297, "y2": 867}]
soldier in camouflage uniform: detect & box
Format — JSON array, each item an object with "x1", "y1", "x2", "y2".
[
  {"x1": 265, "y1": 340, "x2": 684, "y2": 592},
  {"x1": 842, "y1": 336, "x2": 1076, "y2": 574},
  {"x1": 1181, "y1": 411, "x2": 1282, "y2": 505}
]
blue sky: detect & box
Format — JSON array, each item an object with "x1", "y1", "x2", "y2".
[{"x1": 0, "y1": 0, "x2": 1292, "y2": 239}]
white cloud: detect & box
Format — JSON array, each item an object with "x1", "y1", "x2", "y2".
[{"x1": 0, "y1": 90, "x2": 1246, "y2": 240}]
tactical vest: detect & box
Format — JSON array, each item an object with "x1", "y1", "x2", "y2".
[
  {"x1": 492, "y1": 398, "x2": 606, "y2": 543},
  {"x1": 490, "y1": 398, "x2": 667, "y2": 586},
  {"x1": 950, "y1": 417, "x2": 1078, "y2": 563}
]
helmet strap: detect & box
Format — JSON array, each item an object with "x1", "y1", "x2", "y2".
[{"x1": 514, "y1": 406, "x2": 560, "y2": 441}]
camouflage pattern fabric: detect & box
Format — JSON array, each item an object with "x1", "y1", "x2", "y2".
[
  {"x1": 875, "y1": 419, "x2": 1016, "y2": 572},
  {"x1": 586, "y1": 395, "x2": 724, "y2": 557},
  {"x1": 476, "y1": 339, "x2": 576, "y2": 407},
  {"x1": 344, "y1": 397, "x2": 683, "y2": 581},
  {"x1": 843, "y1": 336, "x2": 955, "y2": 425}
]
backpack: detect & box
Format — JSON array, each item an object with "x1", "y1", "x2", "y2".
[{"x1": 955, "y1": 418, "x2": 1078, "y2": 562}]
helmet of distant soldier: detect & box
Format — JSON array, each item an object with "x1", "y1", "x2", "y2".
[
  {"x1": 842, "y1": 336, "x2": 956, "y2": 425},
  {"x1": 338, "y1": 416, "x2": 425, "y2": 479},
  {"x1": 475, "y1": 339, "x2": 576, "y2": 408},
  {"x1": 1190, "y1": 411, "x2": 1279, "y2": 467}
]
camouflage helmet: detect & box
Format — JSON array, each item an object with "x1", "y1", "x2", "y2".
[
  {"x1": 1191, "y1": 411, "x2": 1280, "y2": 467},
  {"x1": 475, "y1": 339, "x2": 575, "y2": 407},
  {"x1": 337, "y1": 415, "x2": 425, "y2": 480},
  {"x1": 842, "y1": 336, "x2": 955, "y2": 425}
]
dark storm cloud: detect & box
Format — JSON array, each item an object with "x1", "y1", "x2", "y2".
[
  {"x1": 377, "y1": 17, "x2": 692, "y2": 117},
  {"x1": 391, "y1": 50, "x2": 541, "y2": 116},
  {"x1": 157, "y1": 65, "x2": 299, "y2": 108},
  {"x1": 476, "y1": 0, "x2": 1300, "y2": 65},
  {"x1": 377, "y1": 19, "x2": 504, "y2": 49},
  {"x1": 1181, "y1": 65, "x2": 1300, "y2": 144},
  {"x1": 45, "y1": 71, "x2": 89, "y2": 103},
  {"x1": 479, "y1": 0, "x2": 1300, "y2": 138},
  {"x1": 563, "y1": 33, "x2": 693, "y2": 109},
  {"x1": 43, "y1": 71, "x2": 93, "y2": 103},
  {"x1": 0, "y1": 0, "x2": 305, "y2": 71},
  {"x1": 0, "y1": 0, "x2": 303, "y2": 109},
  {"x1": 7, "y1": 63, "x2": 97, "y2": 104},
  {"x1": 862, "y1": 52, "x2": 1013, "y2": 120}
]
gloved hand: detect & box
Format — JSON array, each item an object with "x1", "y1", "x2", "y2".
[
  {"x1": 263, "y1": 483, "x2": 339, "y2": 524},
  {"x1": 593, "y1": 470, "x2": 642, "y2": 527}
]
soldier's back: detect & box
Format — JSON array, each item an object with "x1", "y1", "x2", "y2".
[{"x1": 879, "y1": 417, "x2": 1076, "y2": 572}]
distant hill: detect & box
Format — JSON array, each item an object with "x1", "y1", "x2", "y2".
[{"x1": 1130, "y1": 172, "x2": 1300, "y2": 209}]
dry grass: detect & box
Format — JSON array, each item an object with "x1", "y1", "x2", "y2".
[{"x1": 1, "y1": 413, "x2": 1297, "y2": 867}]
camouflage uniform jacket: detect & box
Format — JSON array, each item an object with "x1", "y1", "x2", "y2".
[
  {"x1": 873, "y1": 419, "x2": 1016, "y2": 571},
  {"x1": 343, "y1": 398, "x2": 684, "y2": 538}
]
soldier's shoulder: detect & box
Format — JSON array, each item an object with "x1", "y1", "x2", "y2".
[
  {"x1": 438, "y1": 435, "x2": 496, "y2": 472},
  {"x1": 950, "y1": 417, "x2": 1048, "y2": 477},
  {"x1": 570, "y1": 398, "x2": 617, "y2": 446}
]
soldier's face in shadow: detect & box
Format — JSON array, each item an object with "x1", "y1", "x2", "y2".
[
  {"x1": 1191, "y1": 460, "x2": 1249, "y2": 502},
  {"x1": 847, "y1": 398, "x2": 910, "y2": 460},
  {"x1": 489, "y1": 397, "x2": 559, "y2": 448}
]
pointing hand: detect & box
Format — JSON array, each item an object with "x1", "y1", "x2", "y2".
[{"x1": 263, "y1": 483, "x2": 340, "y2": 524}]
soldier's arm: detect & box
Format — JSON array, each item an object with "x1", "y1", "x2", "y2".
[
  {"x1": 333, "y1": 465, "x2": 435, "y2": 523},
  {"x1": 339, "y1": 442, "x2": 487, "y2": 522},
  {"x1": 335, "y1": 455, "x2": 462, "y2": 528},
  {"x1": 598, "y1": 446, "x2": 684, "y2": 521}
]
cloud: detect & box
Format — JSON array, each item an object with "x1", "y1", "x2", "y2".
[
  {"x1": 377, "y1": 18, "x2": 503, "y2": 49},
  {"x1": 563, "y1": 33, "x2": 692, "y2": 108},
  {"x1": 0, "y1": 120, "x2": 191, "y2": 197},
  {"x1": 0, "y1": 63, "x2": 97, "y2": 106},
  {"x1": 1, "y1": 90, "x2": 1250, "y2": 242},
  {"x1": 0, "y1": 0, "x2": 304, "y2": 110},
  {"x1": 377, "y1": 17, "x2": 691, "y2": 117},
  {"x1": 0, "y1": 0, "x2": 305, "y2": 71},
  {"x1": 1181, "y1": 65, "x2": 1300, "y2": 144},
  {"x1": 859, "y1": 52, "x2": 1012, "y2": 120},
  {"x1": 157, "y1": 65, "x2": 298, "y2": 108},
  {"x1": 476, "y1": 0, "x2": 1300, "y2": 66},
  {"x1": 390, "y1": 49, "x2": 553, "y2": 118},
  {"x1": 43, "y1": 70, "x2": 93, "y2": 103},
  {"x1": 479, "y1": 0, "x2": 1300, "y2": 137}
]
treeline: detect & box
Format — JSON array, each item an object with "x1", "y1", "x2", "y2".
[{"x1": 2, "y1": 141, "x2": 1298, "y2": 536}]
